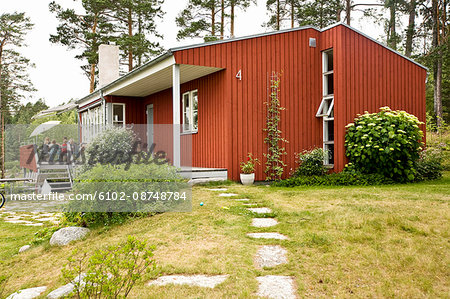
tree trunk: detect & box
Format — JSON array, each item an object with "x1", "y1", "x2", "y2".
[
  {"x1": 212, "y1": 4, "x2": 216, "y2": 37},
  {"x1": 346, "y1": 0, "x2": 351, "y2": 25},
  {"x1": 220, "y1": 0, "x2": 224, "y2": 39},
  {"x1": 0, "y1": 46, "x2": 3, "y2": 178},
  {"x1": 405, "y1": 0, "x2": 416, "y2": 57},
  {"x1": 276, "y1": 0, "x2": 280, "y2": 30},
  {"x1": 291, "y1": 0, "x2": 295, "y2": 28},
  {"x1": 89, "y1": 63, "x2": 96, "y2": 93},
  {"x1": 432, "y1": 0, "x2": 443, "y2": 127},
  {"x1": 128, "y1": 8, "x2": 133, "y2": 72},
  {"x1": 387, "y1": 2, "x2": 397, "y2": 50},
  {"x1": 230, "y1": 0, "x2": 235, "y2": 37}
]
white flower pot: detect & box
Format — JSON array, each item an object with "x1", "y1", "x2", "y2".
[{"x1": 240, "y1": 173, "x2": 255, "y2": 185}]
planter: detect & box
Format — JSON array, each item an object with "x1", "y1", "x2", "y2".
[{"x1": 240, "y1": 173, "x2": 255, "y2": 185}]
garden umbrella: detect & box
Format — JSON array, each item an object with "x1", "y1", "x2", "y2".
[{"x1": 29, "y1": 121, "x2": 61, "y2": 137}]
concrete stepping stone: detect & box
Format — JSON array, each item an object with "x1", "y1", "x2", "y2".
[
  {"x1": 235, "y1": 198, "x2": 250, "y2": 201},
  {"x1": 247, "y1": 207, "x2": 272, "y2": 214},
  {"x1": 247, "y1": 233, "x2": 288, "y2": 240},
  {"x1": 256, "y1": 276, "x2": 296, "y2": 299},
  {"x1": 252, "y1": 218, "x2": 278, "y2": 228},
  {"x1": 218, "y1": 193, "x2": 238, "y2": 197},
  {"x1": 207, "y1": 188, "x2": 228, "y2": 191},
  {"x1": 255, "y1": 245, "x2": 288, "y2": 268},
  {"x1": 6, "y1": 286, "x2": 47, "y2": 299},
  {"x1": 148, "y1": 275, "x2": 229, "y2": 288}
]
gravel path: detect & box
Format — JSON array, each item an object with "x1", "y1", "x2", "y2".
[
  {"x1": 255, "y1": 245, "x2": 288, "y2": 268},
  {"x1": 256, "y1": 276, "x2": 296, "y2": 299},
  {"x1": 148, "y1": 275, "x2": 229, "y2": 288}
]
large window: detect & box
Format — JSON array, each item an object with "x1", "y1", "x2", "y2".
[
  {"x1": 182, "y1": 90, "x2": 198, "y2": 133},
  {"x1": 112, "y1": 103, "x2": 125, "y2": 128},
  {"x1": 81, "y1": 105, "x2": 104, "y2": 143},
  {"x1": 317, "y1": 49, "x2": 334, "y2": 166}
]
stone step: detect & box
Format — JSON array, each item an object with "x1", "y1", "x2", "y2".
[
  {"x1": 255, "y1": 245, "x2": 288, "y2": 268},
  {"x1": 256, "y1": 275, "x2": 296, "y2": 299},
  {"x1": 252, "y1": 218, "x2": 278, "y2": 227},
  {"x1": 247, "y1": 232, "x2": 288, "y2": 240},
  {"x1": 247, "y1": 207, "x2": 272, "y2": 214}
]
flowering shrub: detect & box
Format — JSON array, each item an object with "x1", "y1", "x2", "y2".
[
  {"x1": 240, "y1": 153, "x2": 260, "y2": 174},
  {"x1": 293, "y1": 148, "x2": 328, "y2": 177},
  {"x1": 345, "y1": 107, "x2": 424, "y2": 182},
  {"x1": 86, "y1": 126, "x2": 135, "y2": 166}
]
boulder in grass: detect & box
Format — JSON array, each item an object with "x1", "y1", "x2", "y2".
[
  {"x1": 46, "y1": 274, "x2": 86, "y2": 299},
  {"x1": 6, "y1": 286, "x2": 47, "y2": 299},
  {"x1": 49, "y1": 227, "x2": 90, "y2": 246},
  {"x1": 18, "y1": 245, "x2": 31, "y2": 253}
]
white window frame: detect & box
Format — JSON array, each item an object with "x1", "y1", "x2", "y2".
[
  {"x1": 182, "y1": 89, "x2": 198, "y2": 133},
  {"x1": 320, "y1": 49, "x2": 334, "y2": 166},
  {"x1": 112, "y1": 103, "x2": 126, "y2": 128},
  {"x1": 80, "y1": 104, "x2": 104, "y2": 143}
]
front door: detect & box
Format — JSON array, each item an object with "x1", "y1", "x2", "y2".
[{"x1": 146, "y1": 104, "x2": 154, "y2": 146}]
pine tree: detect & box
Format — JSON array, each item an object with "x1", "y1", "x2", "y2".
[
  {"x1": 0, "y1": 12, "x2": 35, "y2": 178},
  {"x1": 296, "y1": 0, "x2": 343, "y2": 29},
  {"x1": 103, "y1": 0, "x2": 164, "y2": 71},
  {"x1": 176, "y1": 0, "x2": 222, "y2": 41},
  {"x1": 229, "y1": 0, "x2": 255, "y2": 37},
  {"x1": 49, "y1": 0, "x2": 113, "y2": 93}
]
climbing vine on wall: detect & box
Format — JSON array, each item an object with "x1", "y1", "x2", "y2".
[{"x1": 264, "y1": 71, "x2": 288, "y2": 181}]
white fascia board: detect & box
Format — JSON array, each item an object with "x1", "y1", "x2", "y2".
[{"x1": 103, "y1": 55, "x2": 176, "y2": 96}]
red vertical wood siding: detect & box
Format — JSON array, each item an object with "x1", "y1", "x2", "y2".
[{"x1": 98, "y1": 24, "x2": 426, "y2": 180}]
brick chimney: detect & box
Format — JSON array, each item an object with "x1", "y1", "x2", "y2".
[{"x1": 98, "y1": 44, "x2": 120, "y2": 88}]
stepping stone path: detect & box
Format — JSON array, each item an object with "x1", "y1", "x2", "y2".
[
  {"x1": 252, "y1": 218, "x2": 278, "y2": 227},
  {"x1": 1, "y1": 212, "x2": 60, "y2": 226},
  {"x1": 256, "y1": 276, "x2": 296, "y2": 299},
  {"x1": 234, "y1": 198, "x2": 250, "y2": 201},
  {"x1": 247, "y1": 207, "x2": 272, "y2": 214},
  {"x1": 148, "y1": 275, "x2": 229, "y2": 288},
  {"x1": 218, "y1": 193, "x2": 238, "y2": 197},
  {"x1": 207, "y1": 188, "x2": 228, "y2": 191},
  {"x1": 6, "y1": 286, "x2": 47, "y2": 299},
  {"x1": 255, "y1": 245, "x2": 288, "y2": 268},
  {"x1": 247, "y1": 232, "x2": 289, "y2": 240}
]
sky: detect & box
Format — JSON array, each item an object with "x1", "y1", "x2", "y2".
[{"x1": 2, "y1": 0, "x2": 384, "y2": 108}]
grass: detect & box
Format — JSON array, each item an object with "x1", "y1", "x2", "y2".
[{"x1": 0, "y1": 173, "x2": 449, "y2": 298}]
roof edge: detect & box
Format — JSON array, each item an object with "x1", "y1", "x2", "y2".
[
  {"x1": 323, "y1": 22, "x2": 428, "y2": 71},
  {"x1": 76, "y1": 51, "x2": 174, "y2": 106}
]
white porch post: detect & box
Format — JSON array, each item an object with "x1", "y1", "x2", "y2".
[{"x1": 172, "y1": 64, "x2": 181, "y2": 168}]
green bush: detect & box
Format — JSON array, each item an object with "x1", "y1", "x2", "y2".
[
  {"x1": 293, "y1": 148, "x2": 328, "y2": 177},
  {"x1": 273, "y1": 172, "x2": 394, "y2": 187},
  {"x1": 65, "y1": 162, "x2": 187, "y2": 227},
  {"x1": 85, "y1": 126, "x2": 135, "y2": 166},
  {"x1": 62, "y1": 236, "x2": 156, "y2": 298},
  {"x1": 345, "y1": 107, "x2": 424, "y2": 182},
  {"x1": 415, "y1": 148, "x2": 444, "y2": 181}
]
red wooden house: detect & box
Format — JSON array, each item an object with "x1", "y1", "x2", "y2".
[{"x1": 77, "y1": 23, "x2": 427, "y2": 181}]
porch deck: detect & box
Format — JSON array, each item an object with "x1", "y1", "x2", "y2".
[{"x1": 178, "y1": 167, "x2": 228, "y2": 184}]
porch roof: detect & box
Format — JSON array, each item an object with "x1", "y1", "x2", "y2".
[{"x1": 77, "y1": 53, "x2": 223, "y2": 107}]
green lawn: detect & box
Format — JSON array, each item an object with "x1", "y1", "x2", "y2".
[{"x1": 0, "y1": 173, "x2": 449, "y2": 298}]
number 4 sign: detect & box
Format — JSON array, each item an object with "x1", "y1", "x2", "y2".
[{"x1": 236, "y1": 69, "x2": 242, "y2": 81}]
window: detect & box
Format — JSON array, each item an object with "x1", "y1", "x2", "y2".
[
  {"x1": 81, "y1": 105, "x2": 104, "y2": 143},
  {"x1": 318, "y1": 49, "x2": 334, "y2": 166},
  {"x1": 182, "y1": 90, "x2": 198, "y2": 133},
  {"x1": 112, "y1": 103, "x2": 125, "y2": 128}
]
